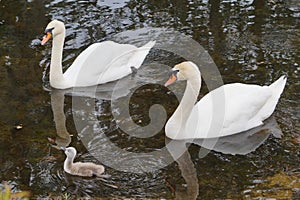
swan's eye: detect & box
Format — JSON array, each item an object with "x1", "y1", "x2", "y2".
[
  {"x1": 172, "y1": 69, "x2": 179, "y2": 76},
  {"x1": 165, "y1": 69, "x2": 179, "y2": 86},
  {"x1": 41, "y1": 27, "x2": 54, "y2": 45},
  {"x1": 168, "y1": 69, "x2": 179, "y2": 76},
  {"x1": 44, "y1": 27, "x2": 54, "y2": 35}
]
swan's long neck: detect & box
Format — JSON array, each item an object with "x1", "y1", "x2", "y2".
[
  {"x1": 50, "y1": 32, "x2": 65, "y2": 86},
  {"x1": 166, "y1": 72, "x2": 201, "y2": 139}
]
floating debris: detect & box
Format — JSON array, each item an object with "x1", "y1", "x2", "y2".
[
  {"x1": 47, "y1": 137, "x2": 56, "y2": 144},
  {"x1": 292, "y1": 136, "x2": 300, "y2": 145},
  {"x1": 257, "y1": 61, "x2": 265, "y2": 65},
  {"x1": 14, "y1": 124, "x2": 23, "y2": 130}
]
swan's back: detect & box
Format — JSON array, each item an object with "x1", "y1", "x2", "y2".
[
  {"x1": 63, "y1": 41, "x2": 155, "y2": 87},
  {"x1": 183, "y1": 76, "x2": 286, "y2": 139}
]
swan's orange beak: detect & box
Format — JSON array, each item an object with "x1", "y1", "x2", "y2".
[
  {"x1": 165, "y1": 70, "x2": 178, "y2": 87},
  {"x1": 41, "y1": 32, "x2": 52, "y2": 45}
]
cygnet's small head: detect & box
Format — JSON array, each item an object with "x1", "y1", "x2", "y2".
[
  {"x1": 41, "y1": 20, "x2": 65, "y2": 45},
  {"x1": 165, "y1": 61, "x2": 200, "y2": 86},
  {"x1": 61, "y1": 147, "x2": 77, "y2": 159}
]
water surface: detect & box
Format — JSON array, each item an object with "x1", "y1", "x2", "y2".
[{"x1": 0, "y1": 0, "x2": 299, "y2": 199}]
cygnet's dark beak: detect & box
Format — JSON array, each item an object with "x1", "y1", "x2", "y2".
[{"x1": 61, "y1": 147, "x2": 66, "y2": 151}]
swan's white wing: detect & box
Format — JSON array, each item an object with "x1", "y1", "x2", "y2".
[
  {"x1": 98, "y1": 41, "x2": 155, "y2": 84},
  {"x1": 63, "y1": 41, "x2": 135, "y2": 86},
  {"x1": 184, "y1": 83, "x2": 272, "y2": 139},
  {"x1": 63, "y1": 41, "x2": 154, "y2": 87}
]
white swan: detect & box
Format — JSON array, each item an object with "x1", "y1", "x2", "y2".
[
  {"x1": 61, "y1": 147, "x2": 108, "y2": 177},
  {"x1": 164, "y1": 61, "x2": 287, "y2": 139},
  {"x1": 41, "y1": 20, "x2": 155, "y2": 89}
]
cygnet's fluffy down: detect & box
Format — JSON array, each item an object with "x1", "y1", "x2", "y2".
[{"x1": 62, "y1": 147, "x2": 105, "y2": 177}]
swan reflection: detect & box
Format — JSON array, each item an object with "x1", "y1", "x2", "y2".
[
  {"x1": 192, "y1": 116, "x2": 282, "y2": 156},
  {"x1": 50, "y1": 89, "x2": 71, "y2": 148},
  {"x1": 165, "y1": 139, "x2": 199, "y2": 200},
  {"x1": 164, "y1": 115, "x2": 282, "y2": 199},
  {"x1": 48, "y1": 66, "x2": 147, "y2": 148}
]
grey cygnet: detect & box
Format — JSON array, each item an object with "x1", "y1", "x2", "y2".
[{"x1": 62, "y1": 147, "x2": 105, "y2": 177}]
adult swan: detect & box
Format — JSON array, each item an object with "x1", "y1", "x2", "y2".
[
  {"x1": 41, "y1": 20, "x2": 155, "y2": 89},
  {"x1": 164, "y1": 61, "x2": 287, "y2": 139}
]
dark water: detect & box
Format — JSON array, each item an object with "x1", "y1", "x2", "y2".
[{"x1": 0, "y1": 0, "x2": 299, "y2": 199}]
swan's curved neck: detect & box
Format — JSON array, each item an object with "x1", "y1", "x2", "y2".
[
  {"x1": 176, "y1": 77, "x2": 201, "y2": 125},
  {"x1": 166, "y1": 73, "x2": 201, "y2": 138},
  {"x1": 50, "y1": 33, "x2": 65, "y2": 86}
]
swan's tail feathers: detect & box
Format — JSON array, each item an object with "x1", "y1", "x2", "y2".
[
  {"x1": 259, "y1": 75, "x2": 287, "y2": 120},
  {"x1": 269, "y1": 75, "x2": 287, "y2": 98},
  {"x1": 142, "y1": 41, "x2": 156, "y2": 49},
  {"x1": 129, "y1": 41, "x2": 156, "y2": 70}
]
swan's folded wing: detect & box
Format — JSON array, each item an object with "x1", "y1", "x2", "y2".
[
  {"x1": 63, "y1": 41, "x2": 137, "y2": 87},
  {"x1": 185, "y1": 83, "x2": 272, "y2": 139}
]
